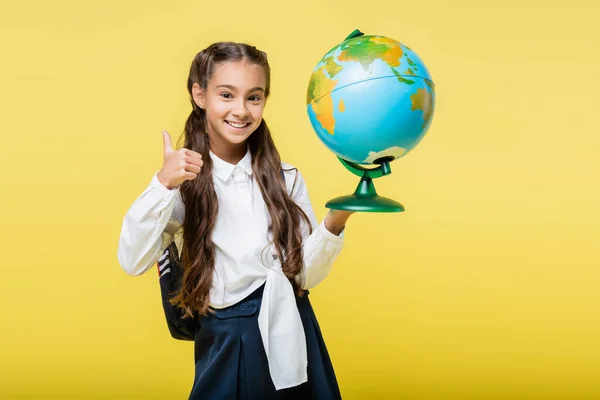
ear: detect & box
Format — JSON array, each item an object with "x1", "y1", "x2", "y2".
[{"x1": 191, "y1": 82, "x2": 205, "y2": 109}]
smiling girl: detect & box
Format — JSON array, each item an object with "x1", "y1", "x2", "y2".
[{"x1": 117, "y1": 42, "x2": 353, "y2": 399}]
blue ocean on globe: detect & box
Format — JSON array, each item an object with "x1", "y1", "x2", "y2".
[{"x1": 306, "y1": 34, "x2": 436, "y2": 165}]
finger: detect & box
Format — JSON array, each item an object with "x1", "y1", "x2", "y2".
[
  {"x1": 185, "y1": 149, "x2": 203, "y2": 160},
  {"x1": 184, "y1": 163, "x2": 202, "y2": 174},
  {"x1": 183, "y1": 171, "x2": 197, "y2": 180},
  {"x1": 162, "y1": 131, "x2": 173, "y2": 153},
  {"x1": 185, "y1": 155, "x2": 204, "y2": 167}
]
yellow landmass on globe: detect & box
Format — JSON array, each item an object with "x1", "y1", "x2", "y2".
[
  {"x1": 306, "y1": 56, "x2": 342, "y2": 105},
  {"x1": 308, "y1": 65, "x2": 339, "y2": 134},
  {"x1": 338, "y1": 99, "x2": 345, "y2": 112},
  {"x1": 411, "y1": 88, "x2": 434, "y2": 129},
  {"x1": 364, "y1": 146, "x2": 408, "y2": 163},
  {"x1": 323, "y1": 56, "x2": 343, "y2": 80},
  {"x1": 307, "y1": 55, "x2": 344, "y2": 135},
  {"x1": 338, "y1": 36, "x2": 404, "y2": 71},
  {"x1": 369, "y1": 37, "x2": 404, "y2": 67},
  {"x1": 313, "y1": 96, "x2": 336, "y2": 135}
]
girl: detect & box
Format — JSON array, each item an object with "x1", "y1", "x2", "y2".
[{"x1": 117, "y1": 42, "x2": 353, "y2": 399}]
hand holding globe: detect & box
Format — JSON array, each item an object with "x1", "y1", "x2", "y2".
[{"x1": 306, "y1": 29, "x2": 436, "y2": 212}]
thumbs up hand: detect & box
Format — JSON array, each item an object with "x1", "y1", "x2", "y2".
[{"x1": 157, "y1": 130, "x2": 203, "y2": 190}]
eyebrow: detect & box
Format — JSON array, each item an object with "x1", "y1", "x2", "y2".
[{"x1": 216, "y1": 84, "x2": 265, "y2": 92}]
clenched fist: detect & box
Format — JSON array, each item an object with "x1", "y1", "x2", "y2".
[{"x1": 157, "y1": 130, "x2": 203, "y2": 190}]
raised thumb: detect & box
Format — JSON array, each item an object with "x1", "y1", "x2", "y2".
[{"x1": 162, "y1": 130, "x2": 173, "y2": 153}]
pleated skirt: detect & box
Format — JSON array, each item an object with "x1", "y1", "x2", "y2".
[{"x1": 188, "y1": 283, "x2": 342, "y2": 400}]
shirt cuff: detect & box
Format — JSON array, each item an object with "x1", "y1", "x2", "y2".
[
  {"x1": 318, "y1": 219, "x2": 345, "y2": 242},
  {"x1": 147, "y1": 172, "x2": 177, "y2": 208},
  {"x1": 150, "y1": 172, "x2": 176, "y2": 195}
]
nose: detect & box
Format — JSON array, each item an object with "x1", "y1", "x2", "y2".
[{"x1": 232, "y1": 101, "x2": 250, "y2": 118}]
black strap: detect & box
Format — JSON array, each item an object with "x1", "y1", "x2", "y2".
[{"x1": 158, "y1": 242, "x2": 195, "y2": 340}]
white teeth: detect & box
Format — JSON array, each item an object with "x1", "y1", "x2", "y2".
[{"x1": 227, "y1": 121, "x2": 248, "y2": 128}]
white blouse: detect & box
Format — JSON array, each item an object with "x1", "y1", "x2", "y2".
[{"x1": 117, "y1": 148, "x2": 345, "y2": 390}]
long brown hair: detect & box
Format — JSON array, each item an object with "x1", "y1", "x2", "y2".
[{"x1": 170, "y1": 42, "x2": 312, "y2": 319}]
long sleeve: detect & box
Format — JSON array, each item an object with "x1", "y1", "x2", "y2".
[
  {"x1": 117, "y1": 173, "x2": 185, "y2": 276},
  {"x1": 286, "y1": 168, "x2": 345, "y2": 290}
]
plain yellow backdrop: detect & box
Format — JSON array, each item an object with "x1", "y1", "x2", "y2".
[{"x1": 1, "y1": 0, "x2": 599, "y2": 398}]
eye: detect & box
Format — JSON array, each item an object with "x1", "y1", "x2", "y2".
[
  {"x1": 220, "y1": 92, "x2": 233, "y2": 99},
  {"x1": 249, "y1": 95, "x2": 261, "y2": 102}
]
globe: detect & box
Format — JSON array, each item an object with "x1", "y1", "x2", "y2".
[{"x1": 306, "y1": 29, "x2": 436, "y2": 212}]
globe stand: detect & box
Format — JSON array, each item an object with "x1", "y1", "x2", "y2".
[{"x1": 325, "y1": 157, "x2": 405, "y2": 213}]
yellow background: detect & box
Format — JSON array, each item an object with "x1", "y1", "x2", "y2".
[{"x1": 1, "y1": 0, "x2": 599, "y2": 398}]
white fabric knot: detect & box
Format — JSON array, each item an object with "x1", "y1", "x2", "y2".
[{"x1": 257, "y1": 268, "x2": 308, "y2": 390}]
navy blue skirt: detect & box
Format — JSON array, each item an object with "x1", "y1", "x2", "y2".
[{"x1": 188, "y1": 284, "x2": 342, "y2": 399}]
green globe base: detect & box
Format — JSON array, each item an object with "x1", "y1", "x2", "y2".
[{"x1": 325, "y1": 176, "x2": 404, "y2": 213}]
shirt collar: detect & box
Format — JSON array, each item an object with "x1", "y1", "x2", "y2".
[{"x1": 209, "y1": 147, "x2": 253, "y2": 182}]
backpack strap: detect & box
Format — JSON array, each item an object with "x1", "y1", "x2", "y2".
[{"x1": 157, "y1": 242, "x2": 196, "y2": 341}]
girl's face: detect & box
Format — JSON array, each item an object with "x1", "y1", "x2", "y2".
[{"x1": 193, "y1": 60, "x2": 267, "y2": 155}]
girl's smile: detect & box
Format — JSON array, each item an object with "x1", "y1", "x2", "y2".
[{"x1": 225, "y1": 120, "x2": 252, "y2": 129}]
